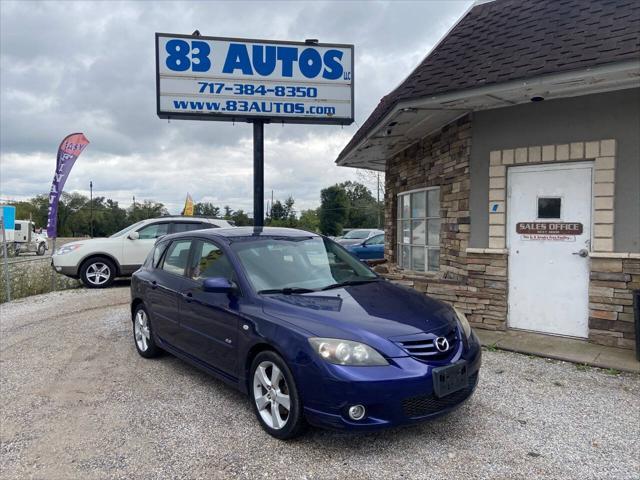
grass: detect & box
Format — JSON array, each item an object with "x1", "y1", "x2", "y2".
[
  {"x1": 0, "y1": 258, "x2": 80, "y2": 303},
  {"x1": 484, "y1": 343, "x2": 499, "y2": 352},
  {"x1": 576, "y1": 363, "x2": 591, "y2": 372}
]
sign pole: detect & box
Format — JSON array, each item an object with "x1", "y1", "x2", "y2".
[
  {"x1": 253, "y1": 120, "x2": 265, "y2": 227},
  {"x1": 1, "y1": 215, "x2": 11, "y2": 302},
  {"x1": 50, "y1": 237, "x2": 56, "y2": 291}
]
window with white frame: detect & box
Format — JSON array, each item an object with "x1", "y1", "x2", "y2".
[{"x1": 397, "y1": 188, "x2": 440, "y2": 272}]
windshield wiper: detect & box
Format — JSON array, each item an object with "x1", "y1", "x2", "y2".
[
  {"x1": 320, "y1": 278, "x2": 380, "y2": 291},
  {"x1": 258, "y1": 287, "x2": 316, "y2": 295}
]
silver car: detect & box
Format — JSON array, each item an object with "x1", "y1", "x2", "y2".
[{"x1": 336, "y1": 228, "x2": 384, "y2": 246}]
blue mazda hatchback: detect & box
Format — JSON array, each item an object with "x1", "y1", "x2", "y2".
[{"x1": 130, "y1": 227, "x2": 481, "y2": 439}]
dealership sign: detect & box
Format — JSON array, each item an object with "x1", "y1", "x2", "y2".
[{"x1": 155, "y1": 33, "x2": 354, "y2": 124}]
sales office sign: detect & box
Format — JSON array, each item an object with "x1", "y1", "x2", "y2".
[
  {"x1": 155, "y1": 33, "x2": 354, "y2": 125},
  {"x1": 516, "y1": 222, "x2": 583, "y2": 242}
]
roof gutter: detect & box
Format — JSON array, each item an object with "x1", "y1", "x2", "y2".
[{"x1": 337, "y1": 60, "x2": 640, "y2": 169}]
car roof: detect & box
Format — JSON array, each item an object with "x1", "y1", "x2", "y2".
[
  {"x1": 348, "y1": 228, "x2": 383, "y2": 233},
  {"x1": 160, "y1": 226, "x2": 320, "y2": 243},
  {"x1": 145, "y1": 216, "x2": 227, "y2": 223}
]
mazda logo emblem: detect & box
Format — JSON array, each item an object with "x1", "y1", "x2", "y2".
[{"x1": 435, "y1": 337, "x2": 449, "y2": 352}]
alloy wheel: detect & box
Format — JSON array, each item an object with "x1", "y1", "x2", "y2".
[
  {"x1": 86, "y1": 262, "x2": 111, "y2": 286},
  {"x1": 253, "y1": 361, "x2": 291, "y2": 430},
  {"x1": 134, "y1": 309, "x2": 151, "y2": 352}
]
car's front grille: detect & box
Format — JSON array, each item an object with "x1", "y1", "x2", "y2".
[
  {"x1": 394, "y1": 327, "x2": 458, "y2": 361},
  {"x1": 402, "y1": 373, "x2": 478, "y2": 418}
]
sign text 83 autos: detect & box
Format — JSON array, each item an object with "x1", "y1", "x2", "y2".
[
  {"x1": 165, "y1": 40, "x2": 347, "y2": 80},
  {"x1": 156, "y1": 34, "x2": 354, "y2": 124}
]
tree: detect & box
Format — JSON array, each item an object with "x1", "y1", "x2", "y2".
[
  {"x1": 284, "y1": 196, "x2": 296, "y2": 224},
  {"x1": 338, "y1": 181, "x2": 379, "y2": 229},
  {"x1": 319, "y1": 185, "x2": 349, "y2": 236},
  {"x1": 13, "y1": 200, "x2": 41, "y2": 226},
  {"x1": 352, "y1": 173, "x2": 386, "y2": 229},
  {"x1": 223, "y1": 205, "x2": 234, "y2": 220},
  {"x1": 298, "y1": 209, "x2": 320, "y2": 232},
  {"x1": 267, "y1": 196, "x2": 298, "y2": 227},
  {"x1": 96, "y1": 199, "x2": 128, "y2": 237},
  {"x1": 230, "y1": 209, "x2": 252, "y2": 226},
  {"x1": 194, "y1": 202, "x2": 221, "y2": 217},
  {"x1": 58, "y1": 192, "x2": 90, "y2": 236},
  {"x1": 270, "y1": 200, "x2": 286, "y2": 221},
  {"x1": 128, "y1": 200, "x2": 168, "y2": 223}
]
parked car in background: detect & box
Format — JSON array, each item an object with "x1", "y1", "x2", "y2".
[
  {"x1": 345, "y1": 233, "x2": 385, "y2": 261},
  {"x1": 130, "y1": 227, "x2": 481, "y2": 439},
  {"x1": 336, "y1": 228, "x2": 384, "y2": 246},
  {"x1": 52, "y1": 216, "x2": 232, "y2": 288}
]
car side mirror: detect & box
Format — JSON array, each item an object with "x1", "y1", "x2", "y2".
[
  {"x1": 202, "y1": 277, "x2": 234, "y2": 293},
  {"x1": 128, "y1": 231, "x2": 140, "y2": 240}
]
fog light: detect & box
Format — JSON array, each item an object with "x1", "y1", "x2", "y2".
[{"x1": 348, "y1": 404, "x2": 366, "y2": 421}]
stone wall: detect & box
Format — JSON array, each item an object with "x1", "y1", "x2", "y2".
[
  {"x1": 589, "y1": 256, "x2": 639, "y2": 349},
  {"x1": 381, "y1": 250, "x2": 508, "y2": 331},
  {"x1": 383, "y1": 114, "x2": 509, "y2": 330},
  {"x1": 384, "y1": 115, "x2": 472, "y2": 281},
  {"x1": 382, "y1": 114, "x2": 637, "y2": 348}
]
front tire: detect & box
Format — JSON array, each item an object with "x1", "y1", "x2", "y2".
[
  {"x1": 80, "y1": 256, "x2": 116, "y2": 288},
  {"x1": 133, "y1": 304, "x2": 161, "y2": 358},
  {"x1": 36, "y1": 242, "x2": 46, "y2": 256},
  {"x1": 249, "y1": 351, "x2": 307, "y2": 440}
]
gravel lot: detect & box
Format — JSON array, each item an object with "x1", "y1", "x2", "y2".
[{"x1": 1, "y1": 287, "x2": 639, "y2": 480}]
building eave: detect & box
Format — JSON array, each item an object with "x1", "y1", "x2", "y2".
[{"x1": 337, "y1": 60, "x2": 640, "y2": 171}]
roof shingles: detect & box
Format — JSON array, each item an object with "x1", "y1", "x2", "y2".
[{"x1": 338, "y1": 0, "x2": 640, "y2": 161}]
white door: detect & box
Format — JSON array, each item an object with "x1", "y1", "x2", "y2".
[{"x1": 507, "y1": 162, "x2": 592, "y2": 338}]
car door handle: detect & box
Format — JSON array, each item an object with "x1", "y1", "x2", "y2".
[
  {"x1": 182, "y1": 292, "x2": 193, "y2": 303},
  {"x1": 572, "y1": 249, "x2": 589, "y2": 258}
]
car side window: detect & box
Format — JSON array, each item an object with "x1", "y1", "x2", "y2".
[
  {"x1": 190, "y1": 240, "x2": 234, "y2": 281},
  {"x1": 137, "y1": 222, "x2": 171, "y2": 240},
  {"x1": 367, "y1": 234, "x2": 384, "y2": 245},
  {"x1": 173, "y1": 222, "x2": 213, "y2": 233},
  {"x1": 161, "y1": 240, "x2": 192, "y2": 276},
  {"x1": 150, "y1": 242, "x2": 168, "y2": 268}
]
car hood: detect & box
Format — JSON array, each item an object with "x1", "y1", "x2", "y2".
[
  {"x1": 52, "y1": 237, "x2": 114, "y2": 252},
  {"x1": 261, "y1": 280, "x2": 457, "y2": 357}
]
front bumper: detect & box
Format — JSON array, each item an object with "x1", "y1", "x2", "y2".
[
  {"x1": 51, "y1": 258, "x2": 79, "y2": 278},
  {"x1": 295, "y1": 333, "x2": 482, "y2": 431}
]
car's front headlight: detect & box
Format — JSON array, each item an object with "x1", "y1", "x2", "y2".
[
  {"x1": 55, "y1": 244, "x2": 83, "y2": 255},
  {"x1": 308, "y1": 338, "x2": 388, "y2": 366},
  {"x1": 454, "y1": 307, "x2": 472, "y2": 339}
]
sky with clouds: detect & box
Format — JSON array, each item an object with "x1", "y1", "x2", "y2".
[{"x1": 0, "y1": 0, "x2": 472, "y2": 215}]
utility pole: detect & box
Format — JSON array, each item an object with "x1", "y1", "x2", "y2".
[{"x1": 89, "y1": 180, "x2": 93, "y2": 237}]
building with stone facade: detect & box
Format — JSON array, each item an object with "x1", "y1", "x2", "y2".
[{"x1": 336, "y1": 0, "x2": 639, "y2": 350}]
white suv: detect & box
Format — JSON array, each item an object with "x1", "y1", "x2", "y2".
[{"x1": 52, "y1": 216, "x2": 233, "y2": 288}]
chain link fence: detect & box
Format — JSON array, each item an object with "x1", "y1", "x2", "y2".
[{"x1": 1, "y1": 239, "x2": 82, "y2": 303}]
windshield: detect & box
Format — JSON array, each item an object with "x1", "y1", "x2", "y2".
[
  {"x1": 109, "y1": 220, "x2": 146, "y2": 238},
  {"x1": 231, "y1": 237, "x2": 377, "y2": 293},
  {"x1": 343, "y1": 230, "x2": 370, "y2": 239}
]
